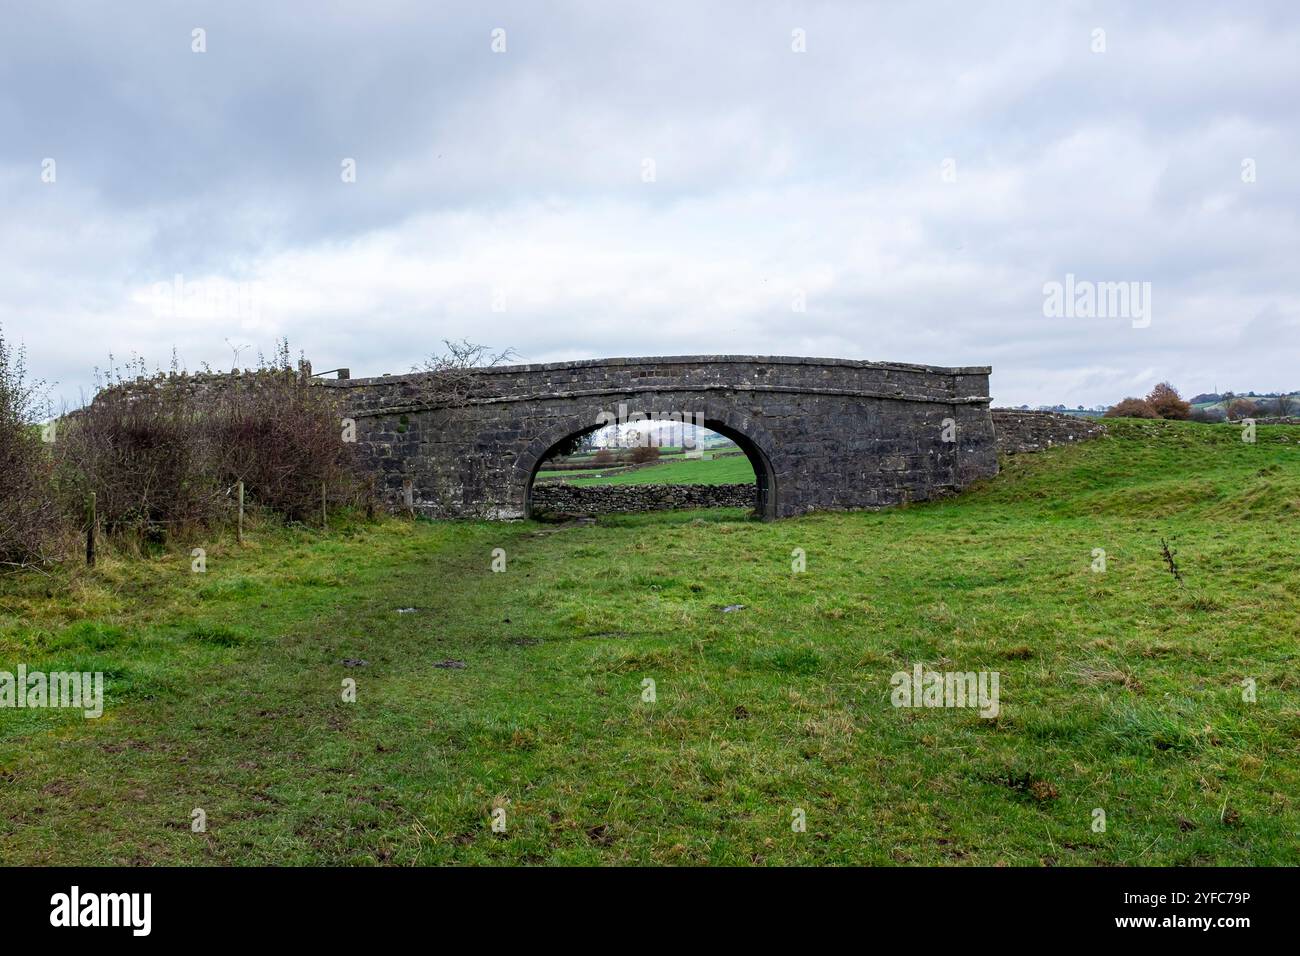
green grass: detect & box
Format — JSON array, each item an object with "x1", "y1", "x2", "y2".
[
  {"x1": 1, "y1": 419, "x2": 1297, "y2": 865},
  {"x1": 535, "y1": 465, "x2": 633, "y2": 479},
  {"x1": 568, "y1": 453, "x2": 755, "y2": 486}
]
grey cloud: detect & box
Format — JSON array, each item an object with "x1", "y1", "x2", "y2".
[{"x1": 1, "y1": 1, "x2": 1297, "y2": 408}]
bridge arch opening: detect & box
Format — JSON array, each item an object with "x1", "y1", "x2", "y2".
[{"x1": 524, "y1": 417, "x2": 777, "y2": 520}]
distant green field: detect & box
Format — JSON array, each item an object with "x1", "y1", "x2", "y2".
[
  {"x1": 535, "y1": 465, "x2": 632, "y2": 480},
  {"x1": 567, "y1": 454, "x2": 755, "y2": 486},
  {"x1": 1, "y1": 419, "x2": 1297, "y2": 865}
]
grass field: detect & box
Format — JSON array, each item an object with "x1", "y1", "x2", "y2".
[
  {"x1": 1, "y1": 419, "x2": 1297, "y2": 865},
  {"x1": 567, "y1": 453, "x2": 755, "y2": 486},
  {"x1": 534, "y1": 465, "x2": 632, "y2": 480}
]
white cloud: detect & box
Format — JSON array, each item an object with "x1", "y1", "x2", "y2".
[{"x1": 1, "y1": 1, "x2": 1297, "y2": 408}]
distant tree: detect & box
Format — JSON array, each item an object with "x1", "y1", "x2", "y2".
[
  {"x1": 1276, "y1": 392, "x2": 1295, "y2": 416},
  {"x1": 1226, "y1": 398, "x2": 1258, "y2": 421},
  {"x1": 1189, "y1": 406, "x2": 1226, "y2": 424},
  {"x1": 1145, "y1": 382, "x2": 1191, "y2": 420},
  {"x1": 1253, "y1": 397, "x2": 1283, "y2": 416},
  {"x1": 591, "y1": 448, "x2": 614, "y2": 465},
  {"x1": 629, "y1": 445, "x2": 661, "y2": 464},
  {"x1": 1104, "y1": 397, "x2": 1158, "y2": 419}
]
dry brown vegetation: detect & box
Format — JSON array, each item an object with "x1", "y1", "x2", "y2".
[
  {"x1": 0, "y1": 327, "x2": 58, "y2": 566},
  {"x1": 2, "y1": 337, "x2": 361, "y2": 560}
]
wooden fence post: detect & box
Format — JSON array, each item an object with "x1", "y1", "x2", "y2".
[
  {"x1": 322, "y1": 482, "x2": 328, "y2": 528},
  {"x1": 85, "y1": 492, "x2": 96, "y2": 567},
  {"x1": 237, "y1": 481, "x2": 245, "y2": 544}
]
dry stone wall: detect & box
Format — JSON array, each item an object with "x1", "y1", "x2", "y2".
[
  {"x1": 530, "y1": 482, "x2": 756, "y2": 516},
  {"x1": 991, "y1": 410, "x2": 1107, "y2": 455}
]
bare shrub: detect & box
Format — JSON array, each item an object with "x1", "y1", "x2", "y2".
[
  {"x1": 1226, "y1": 398, "x2": 1259, "y2": 421},
  {"x1": 1189, "y1": 406, "x2": 1226, "y2": 424},
  {"x1": 54, "y1": 367, "x2": 219, "y2": 538},
  {"x1": 0, "y1": 326, "x2": 58, "y2": 566},
  {"x1": 1253, "y1": 395, "x2": 1295, "y2": 417},
  {"x1": 412, "y1": 339, "x2": 518, "y2": 408},
  {"x1": 1104, "y1": 397, "x2": 1158, "y2": 419},
  {"x1": 210, "y1": 343, "x2": 358, "y2": 520},
  {"x1": 628, "y1": 444, "x2": 661, "y2": 464},
  {"x1": 55, "y1": 341, "x2": 361, "y2": 540}
]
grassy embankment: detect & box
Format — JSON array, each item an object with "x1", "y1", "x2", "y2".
[{"x1": 1, "y1": 419, "x2": 1297, "y2": 864}]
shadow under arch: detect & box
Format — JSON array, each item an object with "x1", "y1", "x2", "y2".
[{"x1": 518, "y1": 410, "x2": 779, "y2": 520}]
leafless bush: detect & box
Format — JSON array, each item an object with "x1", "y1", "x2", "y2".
[
  {"x1": 53, "y1": 371, "x2": 220, "y2": 538},
  {"x1": 54, "y1": 341, "x2": 361, "y2": 540},
  {"x1": 1226, "y1": 398, "x2": 1259, "y2": 421},
  {"x1": 210, "y1": 343, "x2": 359, "y2": 520},
  {"x1": 0, "y1": 326, "x2": 59, "y2": 566},
  {"x1": 412, "y1": 339, "x2": 517, "y2": 408}
]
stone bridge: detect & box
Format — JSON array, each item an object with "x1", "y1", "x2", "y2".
[{"x1": 325, "y1": 355, "x2": 998, "y2": 520}]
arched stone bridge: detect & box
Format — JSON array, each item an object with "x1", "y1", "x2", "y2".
[{"x1": 325, "y1": 355, "x2": 998, "y2": 520}]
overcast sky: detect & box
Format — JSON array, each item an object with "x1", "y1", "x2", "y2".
[{"x1": 2, "y1": 1, "x2": 1297, "y2": 408}]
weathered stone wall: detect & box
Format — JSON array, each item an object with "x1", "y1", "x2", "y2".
[
  {"x1": 321, "y1": 355, "x2": 998, "y2": 520},
  {"x1": 992, "y1": 410, "x2": 1107, "y2": 455},
  {"x1": 530, "y1": 482, "x2": 756, "y2": 516}
]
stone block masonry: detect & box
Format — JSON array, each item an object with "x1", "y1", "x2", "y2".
[
  {"x1": 89, "y1": 355, "x2": 1001, "y2": 520},
  {"x1": 320, "y1": 355, "x2": 1000, "y2": 520}
]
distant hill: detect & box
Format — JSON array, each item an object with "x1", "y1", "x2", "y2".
[
  {"x1": 1191, "y1": 390, "x2": 1297, "y2": 404},
  {"x1": 1189, "y1": 391, "x2": 1299, "y2": 411},
  {"x1": 1005, "y1": 405, "x2": 1107, "y2": 417}
]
